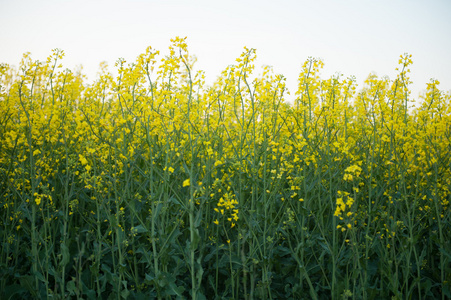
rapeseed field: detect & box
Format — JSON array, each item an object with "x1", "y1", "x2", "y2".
[{"x1": 0, "y1": 37, "x2": 450, "y2": 299}]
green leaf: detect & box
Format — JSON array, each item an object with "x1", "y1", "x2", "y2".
[
  {"x1": 2, "y1": 284, "x2": 27, "y2": 300},
  {"x1": 133, "y1": 224, "x2": 148, "y2": 233},
  {"x1": 19, "y1": 275, "x2": 37, "y2": 297},
  {"x1": 190, "y1": 228, "x2": 200, "y2": 251},
  {"x1": 439, "y1": 246, "x2": 451, "y2": 261},
  {"x1": 60, "y1": 242, "x2": 70, "y2": 267},
  {"x1": 145, "y1": 273, "x2": 155, "y2": 284},
  {"x1": 121, "y1": 288, "x2": 130, "y2": 299},
  {"x1": 66, "y1": 280, "x2": 77, "y2": 296},
  {"x1": 168, "y1": 281, "x2": 184, "y2": 296},
  {"x1": 195, "y1": 209, "x2": 203, "y2": 228},
  {"x1": 33, "y1": 271, "x2": 47, "y2": 284},
  {"x1": 196, "y1": 291, "x2": 207, "y2": 300}
]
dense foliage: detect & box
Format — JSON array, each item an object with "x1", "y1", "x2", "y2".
[{"x1": 1, "y1": 37, "x2": 450, "y2": 299}]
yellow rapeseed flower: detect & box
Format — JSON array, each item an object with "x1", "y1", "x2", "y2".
[{"x1": 183, "y1": 179, "x2": 190, "y2": 187}]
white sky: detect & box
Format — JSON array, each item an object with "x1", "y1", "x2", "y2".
[{"x1": 1, "y1": 0, "x2": 450, "y2": 102}]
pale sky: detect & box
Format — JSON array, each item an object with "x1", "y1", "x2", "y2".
[{"x1": 1, "y1": 0, "x2": 450, "y2": 102}]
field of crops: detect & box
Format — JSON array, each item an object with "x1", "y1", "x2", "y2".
[{"x1": 1, "y1": 37, "x2": 450, "y2": 299}]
